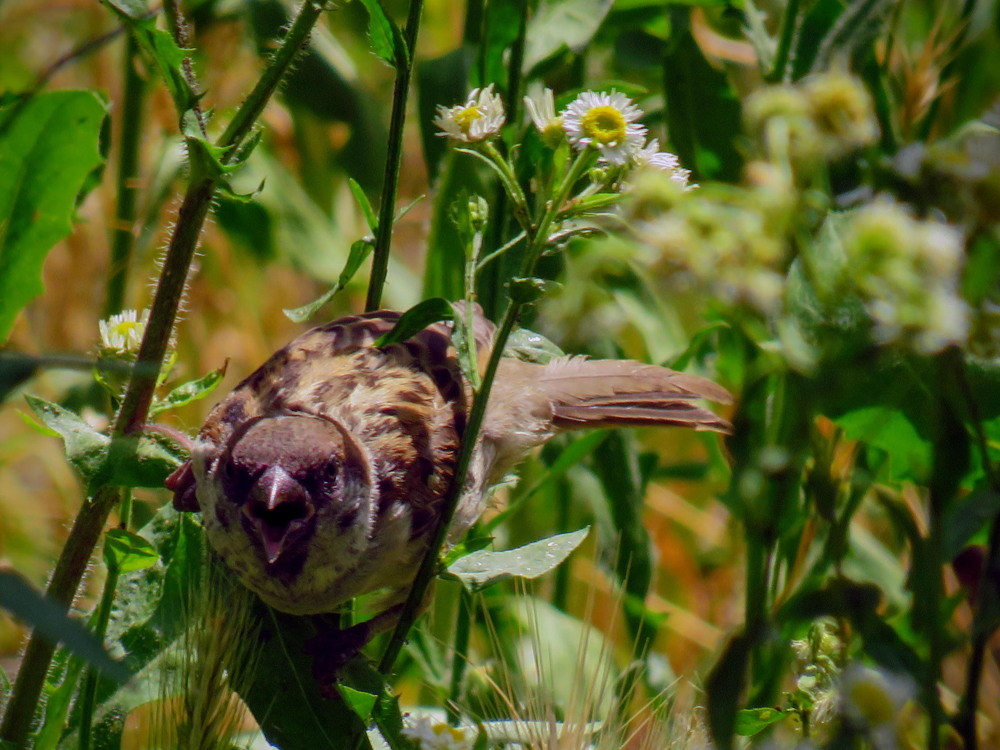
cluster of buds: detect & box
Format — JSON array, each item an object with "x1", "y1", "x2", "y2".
[
  {"x1": 745, "y1": 71, "x2": 879, "y2": 167},
  {"x1": 838, "y1": 199, "x2": 970, "y2": 354},
  {"x1": 620, "y1": 162, "x2": 795, "y2": 317}
]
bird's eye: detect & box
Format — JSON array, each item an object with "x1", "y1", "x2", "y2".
[
  {"x1": 324, "y1": 462, "x2": 339, "y2": 481},
  {"x1": 220, "y1": 459, "x2": 254, "y2": 500}
]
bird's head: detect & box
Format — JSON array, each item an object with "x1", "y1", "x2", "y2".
[{"x1": 213, "y1": 413, "x2": 368, "y2": 566}]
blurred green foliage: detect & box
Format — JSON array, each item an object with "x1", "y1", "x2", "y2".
[{"x1": 1, "y1": 0, "x2": 1000, "y2": 748}]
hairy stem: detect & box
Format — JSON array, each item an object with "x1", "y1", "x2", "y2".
[
  {"x1": 217, "y1": 0, "x2": 326, "y2": 162},
  {"x1": 0, "y1": 487, "x2": 120, "y2": 743},
  {"x1": 0, "y1": 2, "x2": 327, "y2": 741},
  {"x1": 365, "y1": 0, "x2": 425, "y2": 312}
]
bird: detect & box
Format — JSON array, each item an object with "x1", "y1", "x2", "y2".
[{"x1": 166, "y1": 305, "x2": 731, "y2": 660}]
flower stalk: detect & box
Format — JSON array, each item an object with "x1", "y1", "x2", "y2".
[
  {"x1": 365, "y1": 0, "x2": 425, "y2": 312},
  {"x1": 0, "y1": 2, "x2": 328, "y2": 742}
]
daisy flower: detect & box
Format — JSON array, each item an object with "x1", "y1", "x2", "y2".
[
  {"x1": 523, "y1": 86, "x2": 563, "y2": 147},
  {"x1": 98, "y1": 308, "x2": 150, "y2": 354},
  {"x1": 839, "y1": 663, "x2": 915, "y2": 750},
  {"x1": 402, "y1": 715, "x2": 475, "y2": 750},
  {"x1": 434, "y1": 84, "x2": 506, "y2": 143},
  {"x1": 561, "y1": 89, "x2": 647, "y2": 165},
  {"x1": 635, "y1": 138, "x2": 691, "y2": 187}
]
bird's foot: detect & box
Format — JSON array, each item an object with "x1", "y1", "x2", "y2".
[{"x1": 305, "y1": 605, "x2": 404, "y2": 697}]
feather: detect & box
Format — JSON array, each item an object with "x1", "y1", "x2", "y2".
[
  {"x1": 536, "y1": 356, "x2": 733, "y2": 405},
  {"x1": 527, "y1": 356, "x2": 732, "y2": 434}
]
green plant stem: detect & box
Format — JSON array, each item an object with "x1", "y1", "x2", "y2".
[
  {"x1": 446, "y1": 588, "x2": 474, "y2": 725},
  {"x1": 77, "y1": 569, "x2": 122, "y2": 750},
  {"x1": 217, "y1": 1, "x2": 326, "y2": 163},
  {"x1": 505, "y1": 0, "x2": 528, "y2": 123},
  {"x1": 376, "y1": 148, "x2": 593, "y2": 678},
  {"x1": 0, "y1": 486, "x2": 120, "y2": 744},
  {"x1": 766, "y1": 0, "x2": 800, "y2": 82},
  {"x1": 78, "y1": 488, "x2": 132, "y2": 750},
  {"x1": 104, "y1": 34, "x2": 146, "y2": 319},
  {"x1": 0, "y1": 2, "x2": 326, "y2": 741},
  {"x1": 116, "y1": 177, "x2": 216, "y2": 435},
  {"x1": 365, "y1": 0, "x2": 425, "y2": 312}
]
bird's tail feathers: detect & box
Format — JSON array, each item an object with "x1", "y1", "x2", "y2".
[{"x1": 536, "y1": 356, "x2": 732, "y2": 434}]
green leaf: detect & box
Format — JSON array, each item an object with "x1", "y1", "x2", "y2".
[
  {"x1": 942, "y1": 490, "x2": 1000, "y2": 560},
  {"x1": 240, "y1": 607, "x2": 370, "y2": 749},
  {"x1": 706, "y1": 631, "x2": 752, "y2": 748},
  {"x1": 149, "y1": 364, "x2": 227, "y2": 416},
  {"x1": 0, "y1": 91, "x2": 106, "y2": 342},
  {"x1": 503, "y1": 327, "x2": 566, "y2": 364},
  {"x1": 284, "y1": 238, "x2": 374, "y2": 323},
  {"x1": 734, "y1": 707, "x2": 790, "y2": 736},
  {"x1": 370, "y1": 690, "x2": 411, "y2": 750},
  {"x1": 103, "y1": 529, "x2": 160, "y2": 574},
  {"x1": 508, "y1": 276, "x2": 559, "y2": 304},
  {"x1": 25, "y1": 394, "x2": 110, "y2": 485},
  {"x1": 185, "y1": 133, "x2": 233, "y2": 180},
  {"x1": 337, "y1": 684, "x2": 378, "y2": 722},
  {"x1": 789, "y1": 0, "x2": 847, "y2": 78},
  {"x1": 663, "y1": 11, "x2": 743, "y2": 181},
  {"x1": 356, "y1": 0, "x2": 407, "y2": 69},
  {"x1": 519, "y1": 431, "x2": 606, "y2": 503},
  {"x1": 349, "y1": 177, "x2": 379, "y2": 233},
  {"x1": 524, "y1": 0, "x2": 615, "y2": 73},
  {"x1": 669, "y1": 321, "x2": 730, "y2": 371},
  {"x1": 0, "y1": 570, "x2": 130, "y2": 684},
  {"x1": 835, "y1": 406, "x2": 932, "y2": 483},
  {"x1": 508, "y1": 597, "x2": 620, "y2": 716},
  {"x1": 100, "y1": 5, "x2": 196, "y2": 122},
  {"x1": 100, "y1": 0, "x2": 149, "y2": 20},
  {"x1": 811, "y1": 0, "x2": 892, "y2": 74},
  {"x1": 422, "y1": 148, "x2": 483, "y2": 299},
  {"x1": 480, "y1": 0, "x2": 523, "y2": 87},
  {"x1": 375, "y1": 297, "x2": 454, "y2": 347},
  {"x1": 441, "y1": 535, "x2": 494, "y2": 567},
  {"x1": 106, "y1": 431, "x2": 186, "y2": 489},
  {"x1": 446, "y1": 527, "x2": 589, "y2": 592}
]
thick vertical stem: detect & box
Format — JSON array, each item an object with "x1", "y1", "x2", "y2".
[
  {"x1": 0, "y1": 487, "x2": 120, "y2": 744},
  {"x1": 365, "y1": 0, "x2": 425, "y2": 312},
  {"x1": 0, "y1": 2, "x2": 328, "y2": 741}
]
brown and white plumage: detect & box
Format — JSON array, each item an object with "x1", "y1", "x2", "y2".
[{"x1": 168, "y1": 306, "x2": 731, "y2": 618}]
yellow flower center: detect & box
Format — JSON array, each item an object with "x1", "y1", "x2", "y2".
[
  {"x1": 454, "y1": 106, "x2": 483, "y2": 133},
  {"x1": 112, "y1": 321, "x2": 142, "y2": 340},
  {"x1": 581, "y1": 105, "x2": 627, "y2": 145}
]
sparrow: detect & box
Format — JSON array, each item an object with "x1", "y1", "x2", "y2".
[{"x1": 167, "y1": 306, "x2": 731, "y2": 641}]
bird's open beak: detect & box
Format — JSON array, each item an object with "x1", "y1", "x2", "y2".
[{"x1": 244, "y1": 465, "x2": 315, "y2": 563}]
